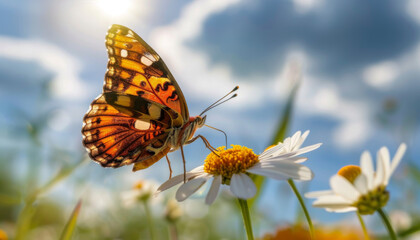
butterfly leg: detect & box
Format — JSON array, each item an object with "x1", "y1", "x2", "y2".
[
  {"x1": 165, "y1": 155, "x2": 173, "y2": 179},
  {"x1": 180, "y1": 145, "x2": 187, "y2": 183},
  {"x1": 186, "y1": 135, "x2": 219, "y2": 156}
]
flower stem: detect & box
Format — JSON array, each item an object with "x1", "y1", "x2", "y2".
[
  {"x1": 238, "y1": 198, "x2": 254, "y2": 240},
  {"x1": 143, "y1": 201, "x2": 156, "y2": 240},
  {"x1": 288, "y1": 179, "x2": 315, "y2": 240},
  {"x1": 377, "y1": 208, "x2": 398, "y2": 240},
  {"x1": 168, "y1": 223, "x2": 178, "y2": 240},
  {"x1": 356, "y1": 211, "x2": 370, "y2": 240}
]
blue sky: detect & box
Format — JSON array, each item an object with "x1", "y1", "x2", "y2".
[{"x1": 1, "y1": 0, "x2": 420, "y2": 230}]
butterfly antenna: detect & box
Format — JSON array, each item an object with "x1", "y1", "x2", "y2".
[
  {"x1": 199, "y1": 86, "x2": 239, "y2": 116},
  {"x1": 207, "y1": 94, "x2": 237, "y2": 111},
  {"x1": 205, "y1": 124, "x2": 228, "y2": 148}
]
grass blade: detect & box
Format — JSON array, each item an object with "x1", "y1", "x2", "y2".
[
  {"x1": 26, "y1": 159, "x2": 87, "y2": 203},
  {"x1": 60, "y1": 200, "x2": 82, "y2": 240},
  {"x1": 15, "y1": 159, "x2": 87, "y2": 240}
]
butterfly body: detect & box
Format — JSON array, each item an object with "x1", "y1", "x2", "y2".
[
  {"x1": 168, "y1": 115, "x2": 206, "y2": 150},
  {"x1": 82, "y1": 24, "x2": 205, "y2": 171}
]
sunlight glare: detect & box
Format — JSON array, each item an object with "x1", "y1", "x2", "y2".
[{"x1": 95, "y1": 0, "x2": 133, "y2": 18}]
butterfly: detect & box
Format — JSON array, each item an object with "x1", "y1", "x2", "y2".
[{"x1": 82, "y1": 24, "x2": 237, "y2": 176}]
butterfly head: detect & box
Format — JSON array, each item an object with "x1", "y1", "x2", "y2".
[
  {"x1": 196, "y1": 115, "x2": 206, "y2": 128},
  {"x1": 191, "y1": 115, "x2": 206, "y2": 129}
]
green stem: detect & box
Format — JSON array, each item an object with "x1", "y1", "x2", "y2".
[
  {"x1": 356, "y1": 211, "x2": 370, "y2": 240},
  {"x1": 238, "y1": 198, "x2": 254, "y2": 240},
  {"x1": 143, "y1": 201, "x2": 156, "y2": 240},
  {"x1": 288, "y1": 179, "x2": 315, "y2": 240},
  {"x1": 168, "y1": 223, "x2": 178, "y2": 240},
  {"x1": 377, "y1": 208, "x2": 397, "y2": 240},
  {"x1": 15, "y1": 203, "x2": 35, "y2": 240}
]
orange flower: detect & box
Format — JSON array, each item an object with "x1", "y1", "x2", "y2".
[
  {"x1": 262, "y1": 225, "x2": 368, "y2": 240},
  {"x1": 0, "y1": 229, "x2": 8, "y2": 240}
]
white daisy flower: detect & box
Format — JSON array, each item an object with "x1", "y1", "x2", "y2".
[
  {"x1": 122, "y1": 180, "x2": 158, "y2": 207},
  {"x1": 157, "y1": 130, "x2": 321, "y2": 204},
  {"x1": 305, "y1": 143, "x2": 407, "y2": 214}
]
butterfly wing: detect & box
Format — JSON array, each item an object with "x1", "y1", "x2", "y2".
[
  {"x1": 82, "y1": 24, "x2": 189, "y2": 169},
  {"x1": 82, "y1": 94, "x2": 172, "y2": 168},
  {"x1": 104, "y1": 24, "x2": 189, "y2": 126}
]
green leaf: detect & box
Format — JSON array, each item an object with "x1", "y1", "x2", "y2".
[{"x1": 59, "y1": 200, "x2": 82, "y2": 240}]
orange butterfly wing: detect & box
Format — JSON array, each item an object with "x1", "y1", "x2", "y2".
[
  {"x1": 104, "y1": 24, "x2": 188, "y2": 126},
  {"x1": 82, "y1": 24, "x2": 189, "y2": 169}
]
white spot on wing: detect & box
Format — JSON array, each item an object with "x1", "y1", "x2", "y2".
[
  {"x1": 134, "y1": 120, "x2": 151, "y2": 130},
  {"x1": 141, "y1": 56, "x2": 153, "y2": 66},
  {"x1": 120, "y1": 49, "x2": 128, "y2": 57}
]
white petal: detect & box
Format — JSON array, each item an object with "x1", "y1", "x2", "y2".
[
  {"x1": 260, "y1": 151, "x2": 297, "y2": 161},
  {"x1": 175, "y1": 176, "x2": 209, "y2": 201},
  {"x1": 381, "y1": 147, "x2": 392, "y2": 185},
  {"x1": 312, "y1": 194, "x2": 353, "y2": 208},
  {"x1": 305, "y1": 190, "x2": 334, "y2": 198},
  {"x1": 190, "y1": 165, "x2": 205, "y2": 173},
  {"x1": 353, "y1": 174, "x2": 369, "y2": 195},
  {"x1": 288, "y1": 157, "x2": 308, "y2": 163},
  {"x1": 266, "y1": 143, "x2": 321, "y2": 161},
  {"x1": 374, "y1": 147, "x2": 389, "y2": 187},
  {"x1": 290, "y1": 131, "x2": 302, "y2": 150},
  {"x1": 248, "y1": 162, "x2": 314, "y2": 180},
  {"x1": 283, "y1": 136, "x2": 292, "y2": 150},
  {"x1": 326, "y1": 206, "x2": 358, "y2": 213},
  {"x1": 330, "y1": 175, "x2": 360, "y2": 202},
  {"x1": 295, "y1": 130, "x2": 310, "y2": 150},
  {"x1": 293, "y1": 143, "x2": 322, "y2": 156},
  {"x1": 205, "y1": 175, "x2": 222, "y2": 205},
  {"x1": 156, "y1": 170, "x2": 205, "y2": 193},
  {"x1": 260, "y1": 155, "x2": 307, "y2": 163},
  {"x1": 360, "y1": 151, "x2": 374, "y2": 189},
  {"x1": 259, "y1": 143, "x2": 284, "y2": 159},
  {"x1": 246, "y1": 167, "x2": 290, "y2": 180},
  {"x1": 390, "y1": 143, "x2": 407, "y2": 175},
  {"x1": 230, "y1": 173, "x2": 257, "y2": 199}
]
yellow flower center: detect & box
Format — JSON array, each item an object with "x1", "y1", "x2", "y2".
[
  {"x1": 133, "y1": 181, "x2": 144, "y2": 190},
  {"x1": 203, "y1": 145, "x2": 259, "y2": 184},
  {"x1": 337, "y1": 165, "x2": 390, "y2": 215},
  {"x1": 337, "y1": 165, "x2": 361, "y2": 183}
]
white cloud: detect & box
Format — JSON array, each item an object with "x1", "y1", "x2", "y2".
[
  {"x1": 363, "y1": 61, "x2": 399, "y2": 89},
  {"x1": 148, "y1": 0, "x2": 274, "y2": 108},
  {"x1": 333, "y1": 120, "x2": 370, "y2": 148},
  {"x1": 146, "y1": 0, "x2": 373, "y2": 149},
  {"x1": 292, "y1": 0, "x2": 325, "y2": 13},
  {"x1": 0, "y1": 36, "x2": 86, "y2": 100},
  {"x1": 362, "y1": 40, "x2": 420, "y2": 90},
  {"x1": 298, "y1": 77, "x2": 371, "y2": 149},
  {"x1": 406, "y1": 0, "x2": 420, "y2": 25}
]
